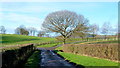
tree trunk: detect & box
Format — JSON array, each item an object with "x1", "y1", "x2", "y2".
[
  {"x1": 63, "y1": 38, "x2": 66, "y2": 44},
  {"x1": 63, "y1": 37, "x2": 66, "y2": 44}
]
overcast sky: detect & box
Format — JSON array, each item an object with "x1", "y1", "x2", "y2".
[{"x1": 0, "y1": 2, "x2": 118, "y2": 34}]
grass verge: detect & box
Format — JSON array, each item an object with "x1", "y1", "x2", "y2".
[
  {"x1": 57, "y1": 52, "x2": 119, "y2": 66},
  {"x1": 24, "y1": 50, "x2": 40, "y2": 68}
]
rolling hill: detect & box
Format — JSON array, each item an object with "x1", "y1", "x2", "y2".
[{"x1": 0, "y1": 34, "x2": 56, "y2": 47}]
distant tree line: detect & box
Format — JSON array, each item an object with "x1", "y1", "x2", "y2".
[
  {"x1": 14, "y1": 25, "x2": 47, "y2": 37},
  {"x1": 15, "y1": 25, "x2": 29, "y2": 35},
  {"x1": 15, "y1": 25, "x2": 36, "y2": 36},
  {"x1": 0, "y1": 26, "x2": 6, "y2": 34}
]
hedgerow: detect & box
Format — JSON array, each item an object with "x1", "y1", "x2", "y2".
[{"x1": 62, "y1": 43, "x2": 119, "y2": 61}]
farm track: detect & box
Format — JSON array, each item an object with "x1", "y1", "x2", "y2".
[
  {"x1": 40, "y1": 50, "x2": 76, "y2": 68},
  {"x1": 38, "y1": 41, "x2": 83, "y2": 68}
]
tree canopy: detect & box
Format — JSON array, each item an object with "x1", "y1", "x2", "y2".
[{"x1": 42, "y1": 10, "x2": 89, "y2": 44}]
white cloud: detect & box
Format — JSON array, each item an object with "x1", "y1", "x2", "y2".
[{"x1": 2, "y1": 13, "x2": 43, "y2": 24}]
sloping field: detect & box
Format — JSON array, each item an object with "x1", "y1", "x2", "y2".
[{"x1": 0, "y1": 34, "x2": 56, "y2": 47}]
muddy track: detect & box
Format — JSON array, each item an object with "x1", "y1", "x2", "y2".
[
  {"x1": 40, "y1": 50, "x2": 76, "y2": 68},
  {"x1": 38, "y1": 41, "x2": 83, "y2": 68}
]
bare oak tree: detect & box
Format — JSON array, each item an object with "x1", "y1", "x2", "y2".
[{"x1": 42, "y1": 10, "x2": 89, "y2": 44}]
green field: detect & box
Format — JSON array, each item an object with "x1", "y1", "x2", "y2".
[
  {"x1": 0, "y1": 34, "x2": 56, "y2": 47},
  {"x1": 74, "y1": 39, "x2": 118, "y2": 44},
  {"x1": 57, "y1": 52, "x2": 119, "y2": 66},
  {"x1": 1, "y1": 34, "x2": 117, "y2": 47}
]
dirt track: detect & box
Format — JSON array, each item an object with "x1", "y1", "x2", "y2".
[
  {"x1": 40, "y1": 50, "x2": 76, "y2": 68},
  {"x1": 38, "y1": 42, "x2": 83, "y2": 68}
]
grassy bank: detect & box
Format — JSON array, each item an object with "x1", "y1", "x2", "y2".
[
  {"x1": 24, "y1": 50, "x2": 40, "y2": 68},
  {"x1": 57, "y1": 52, "x2": 119, "y2": 66}
]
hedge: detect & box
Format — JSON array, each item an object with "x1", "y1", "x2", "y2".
[
  {"x1": 62, "y1": 43, "x2": 119, "y2": 61},
  {"x1": 2, "y1": 44, "x2": 35, "y2": 68}
]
